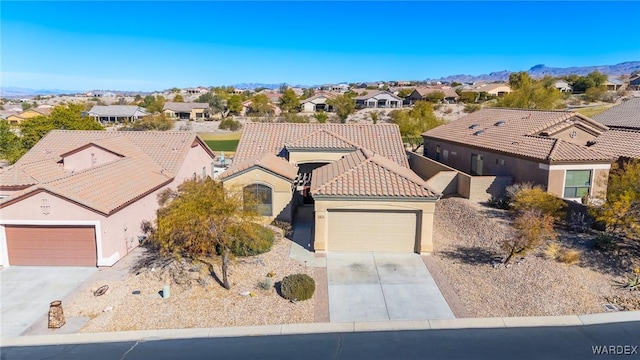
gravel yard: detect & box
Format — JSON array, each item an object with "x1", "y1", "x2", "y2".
[
  {"x1": 432, "y1": 197, "x2": 640, "y2": 317},
  {"x1": 64, "y1": 230, "x2": 314, "y2": 332}
]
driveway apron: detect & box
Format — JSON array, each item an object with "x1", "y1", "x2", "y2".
[
  {"x1": 0, "y1": 266, "x2": 96, "y2": 336},
  {"x1": 327, "y1": 252, "x2": 455, "y2": 322}
]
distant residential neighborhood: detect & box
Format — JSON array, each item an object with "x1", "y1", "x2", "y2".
[{"x1": 1, "y1": 65, "x2": 639, "y2": 337}]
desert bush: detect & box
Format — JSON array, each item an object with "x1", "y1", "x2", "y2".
[
  {"x1": 503, "y1": 209, "x2": 557, "y2": 264},
  {"x1": 220, "y1": 223, "x2": 274, "y2": 257},
  {"x1": 511, "y1": 187, "x2": 567, "y2": 220},
  {"x1": 487, "y1": 196, "x2": 511, "y2": 210},
  {"x1": 592, "y1": 232, "x2": 618, "y2": 251},
  {"x1": 557, "y1": 248, "x2": 581, "y2": 265},
  {"x1": 281, "y1": 113, "x2": 309, "y2": 123},
  {"x1": 567, "y1": 210, "x2": 592, "y2": 233},
  {"x1": 543, "y1": 242, "x2": 561, "y2": 260},
  {"x1": 505, "y1": 182, "x2": 538, "y2": 201},
  {"x1": 219, "y1": 118, "x2": 242, "y2": 131},
  {"x1": 280, "y1": 273, "x2": 315, "y2": 301},
  {"x1": 443, "y1": 107, "x2": 453, "y2": 114},
  {"x1": 314, "y1": 111, "x2": 328, "y2": 123},
  {"x1": 257, "y1": 277, "x2": 273, "y2": 290},
  {"x1": 463, "y1": 104, "x2": 481, "y2": 113},
  {"x1": 270, "y1": 219, "x2": 292, "y2": 238}
]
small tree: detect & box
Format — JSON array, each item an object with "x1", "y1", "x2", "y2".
[
  {"x1": 173, "y1": 94, "x2": 184, "y2": 102},
  {"x1": 326, "y1": 95, "x2": 355, "y2": 123},
  {"x1": 503, "y1": 210, "x2": 557, "y2": 264},
  {"x1": 423, "y1": 90, "x2": 445, "y2": 103},
  {"x1": 314, "y1": 111, "x2": 328, "y2": 124},
  {"x1": 279, "y1": 88, "x2": 300, "y2": 113},
  {"x1": 147, "y1": 179, "x2": 265, "y2": 290},
  {"x1": 369, "y1": 111, "x2": 379, "y2": 124},
  {"x1": 511, "y1": 187, "x2": 567, "y2": 220}
]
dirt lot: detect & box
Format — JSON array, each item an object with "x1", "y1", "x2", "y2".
[
  {"x1": 64, "y1": 229, "x2": 315, "y2": 332},
  {"x1": 432, "y1": 197, "x2": 640, "y2": 317}
]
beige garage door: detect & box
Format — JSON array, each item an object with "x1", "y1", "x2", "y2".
[
  {"x1": 6, "y1": 225, "x2": 97, "y2": 266},
  {"x1": 327, "y1": 210, "x2": 418, "y2": 252}
]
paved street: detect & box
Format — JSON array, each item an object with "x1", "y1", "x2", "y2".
[
  {"x1": 3, "y1": 322, "x2": 639, "y2": 360},
  {"x1": 0, "y1": 266, "x2": 96, "y2": 336},
  {"x1": 327, "y1": 252, "x2": 454, "y2": 322}
]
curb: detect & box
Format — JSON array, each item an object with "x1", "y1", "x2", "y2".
[{"x1": 2, "y1": 311, "x2": 639, "y2": 347}]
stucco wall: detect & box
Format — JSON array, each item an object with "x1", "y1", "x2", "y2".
[
  {"x1": 63, "y1": 146, "x2": 121, "y2": 171},
  {"x1": 288, "y1": 150, "x2": 352, "y2": 165},
  {"x1": 468, "y1": 176, "x2": 513, "y2": 202},
  {"x1": 173, "y1": 142, "x2": 217, "y2": 185},
  {"x1": 550, "y1": 125, "x2": 597, "y2": 146},
  {"x1": 221, "y1": 168, "x2": 294, "y2": 222},
  {"x1": 313, "y1": 199, "x2": 436, "y2": 253}
]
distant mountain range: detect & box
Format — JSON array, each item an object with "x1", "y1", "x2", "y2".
[
  {"x1": 432, "y1": 61, "x2": 640, "y2": 84},
  {"x1": 2, "y1": 61, "x2": 639, "y2": 98}
]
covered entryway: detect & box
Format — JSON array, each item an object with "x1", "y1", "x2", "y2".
[
  {"x1": 327, "y1": 210, "x2": 419, "y2": 252},
  {"x1": 5, "y1": 225, "x2": 97, "y2": 266}
]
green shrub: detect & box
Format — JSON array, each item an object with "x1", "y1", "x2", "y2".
[
  {"x1": 487, "y1": 196, "x2": 511, "y2": 210},
  {"x1": 593, "y1": 232, "x2": 618, "y2": 251},
  {"x1": 220, "y1": 223, "x2": 274, "y2": 257},
  {"x1": 463, "y1": 104, "x2": 481, "y2": 113},
  {"x1": 219, "y1": 118, "x2": 242, "y2": 131},
  {"x1": 257, "y1": 277, "x2": 273, "y2": 290},
  {"x1": 280, "y1": 273, "x2": 315, "y2": 301},
  {"x1": 511, "y1": 187, "x2": 567, "y2": 220}
]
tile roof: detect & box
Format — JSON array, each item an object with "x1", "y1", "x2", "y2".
[
  {"x1": 235, "y1": 123, "x2": 409, "y2": 167},
  {"x1": 162, "y1": 102, "x2": 209, "y2": 112},
  {"x1": 219, "y1": 152, "x2": 298, "y2": 181},
  {"x1": 589, "y1": 129, "x2": 640, "y2": 159},
  {"x1": 422, "y1": 108, "x2": 615, "y2": 163},
  {"x1": 299, "y1": 92, "x2": 338, "y2": 104},
  {"x1": 592, "y1": 98, "x2": 640, "y2": 130},
  {"x1": 311, "y1": 148, "x2": 438, "y2": 198},
  {"x1": 0, "y1": 130, "x2": 214, "y2": 214},
  {"x1": 88, "y1": 105, "x2": 147, "y2": 117},
  {"x1": 413, "y1": 87, "x2": 459, "y2": 99},
  {"x1": 353, "y1": 90, "x2": 403, "y2": 101}
]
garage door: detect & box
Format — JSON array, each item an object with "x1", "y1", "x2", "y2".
[
  {"x1": 327, "y1": 210, "x2": 418, "y2": 252},
  {"x1": 5, "y1": 225, "x2": 97, "y2": 266}
]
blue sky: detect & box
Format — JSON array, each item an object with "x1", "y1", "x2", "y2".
[{"x1": 1, "y1": 1, "x2": 639, "y2": 91}]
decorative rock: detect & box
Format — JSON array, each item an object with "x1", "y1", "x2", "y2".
[
  {"x1": 239, "y1": 291, "x2": 251, "y2": 296},
  {"x1": 132, "y1": 290, "x2": 141, "y2": 295},
  {"x1": 48, "y1": 301, "x2": 65, "y2": 329}
]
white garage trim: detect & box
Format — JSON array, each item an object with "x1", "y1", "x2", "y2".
[{"x1": 0, "y1": 220, "x2": 118, "y2": 267}]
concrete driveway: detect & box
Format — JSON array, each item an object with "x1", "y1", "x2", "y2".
[
  {"x1": 327, "y1": 252, "x2": 455, "y2": 322},
  {"x1": 0, "y1": 266, "x2": 96, "y2": 336}
]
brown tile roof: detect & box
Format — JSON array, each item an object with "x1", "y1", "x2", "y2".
[
  {"x1": 422, "y1": 108, "x2": 615, "y2": 163},
  {"x1": 299, "y1": 92, "x2": 339, "y2": 104},
  {"x1": 163, "y1": 102, "x2": 209, "y2": 112},
  {"x1": 414, "y1": 87, "x2": 459, "y2": 99},
  {"x1": 235, "y1": 123, "x2": 409, "y2": 167},
  {"x1": 592, "y1": 98, "x2": 640, "y2": 130},
  {"x1": 219, "y1": 152, "x2": 298, "y2": 181},
  {"x1": 1, "y1": 130, "x2": 214, "y2": 214},
  {"x1": 589, "y1": 129, "x2": 640, "y2": 159},
  {"x1": 353, "y1": 90, "x2": 403, "y2": 101},
  {"x1": 311, "y1": 148, "x2": 438, "y2": 198}
]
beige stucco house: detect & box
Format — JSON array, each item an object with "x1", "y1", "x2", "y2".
[
  {"x1": 0, "y1": 130, "x2": 216, "y2": 267},
  {"x1": 6, "y1": 107, "x2": 52, "y2": 125},
  {"x1": 163, "y1": 102, "x2": 210, "y2": 120},
  {"x1": 300, "y1": 92, "x2": 338, "y2": 113},
  {"x1": 219, "y1": 123, "x2": 440, "y2": 254},
  {"x1": 421, "y1": 108, "x2": 618, "y2": 202}
]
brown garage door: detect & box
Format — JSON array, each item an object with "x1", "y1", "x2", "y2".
[
  {"x1": 327, "y1": 210, "x2": 418, "y2": 252},
  {"x1": 6, "y1": 225, "x2": 97, "y2": 266}
]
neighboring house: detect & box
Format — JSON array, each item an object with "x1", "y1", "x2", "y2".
[
  {"x1": 219, "y1": 123, "x2": 440, "y2": 254},
  {"x1": 353, "y1": 90, "x2": 403, "y2": 109},
  {"x1": 0, "y1": 130, "x2": 217, "y2": 267},
  {"x1": 300, "y1": 92, "x2": 338, "y2": 112},
  {"x1": 604, "y1": 77, "x2": 624, "y2": 91},
  {"x1": 318, "y1": 84, "x2": 349, "y2": 92},
  {"x1": 163, "y1": 102, "x2": 210, "y2": 120},
  {"x1": 406, "y1": 87, "x2": 459, "y2": 105},
  {"x1": 87, "y1": 105, "x2": 148, "y2": 123},
  {"x1": 554, "y1": 80, "x2": 573, "y2": 92},
  {"x1": 629, "y1": 75, "x2": 640, "y2": 90},
  {"x1": 0, "y1": 110, "x2": 20, "y2": 121},
  {"x1": 240, "y1": 100, "x2": 282, "y2": 117},
  {"x1": 5, "y1": 107, "x2": 53, "y2": 125},
  {"x1": 182, "y1": 87, "x2": 209, "y2": 96},
  {"x1": 465, "y1": 83, "x2": 512, "y2": 97},
  {"x1": 590, "y1": 98, "x2": 640, "y2": 160},
  {"x1": 422, "y1": 108, "x2": 617, "y2": 202}
]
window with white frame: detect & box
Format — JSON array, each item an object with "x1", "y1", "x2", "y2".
[{"x1": 564, "y1": 170, "x2": 591, "y2": 198}]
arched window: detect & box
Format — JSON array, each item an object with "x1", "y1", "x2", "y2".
[{"x1": 243, "y1": 184, "x2": 272, "y2": 216}]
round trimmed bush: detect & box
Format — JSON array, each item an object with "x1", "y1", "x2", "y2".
[{"x1": 280, "y1": 274, "x2": 315, "y2": 301}]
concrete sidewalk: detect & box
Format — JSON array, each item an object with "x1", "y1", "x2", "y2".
[{"x1": 2, "y1": 311, "x2": 639, "y2": 347}]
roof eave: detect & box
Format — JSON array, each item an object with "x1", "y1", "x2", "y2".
[{"x1": 312, "y1": 194, "x2": 440, "y2": 202}]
